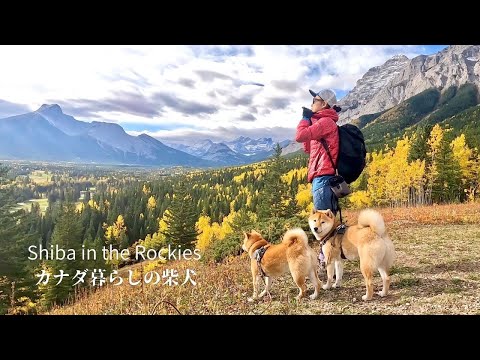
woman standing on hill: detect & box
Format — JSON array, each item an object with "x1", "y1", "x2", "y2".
[{"x1": 295, "y1": 89, "x2": 342, "y2": 215}]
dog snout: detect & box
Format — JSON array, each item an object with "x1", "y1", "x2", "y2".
[{"x1": 314, "y1": 227, "x2": 318, "y2": 232}]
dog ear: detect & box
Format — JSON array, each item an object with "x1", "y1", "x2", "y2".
[
  {"x1": 251, "y1": 229, "x2": 259, "y2": 235},
  {"x1": 244, "y1": 231, "x2": 251, "y2": 238},
  {"x1": 311, "y1": 207, "x2": 317, "y2": 215},
  {"x1": 326, "y1": 209, "x2": 334, "y2": 218}
]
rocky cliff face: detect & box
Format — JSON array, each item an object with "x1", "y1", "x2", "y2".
[
  {"x1": 339, "y1": 45, "x2": 480, "y2": 124},
  {"x1": 338, "y1": 54, "x2": 410, "y2": 122}
]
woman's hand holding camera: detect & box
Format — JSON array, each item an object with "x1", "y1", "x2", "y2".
[{"x1": 302, "y1": 107, "x2": 314, "y2": 125}]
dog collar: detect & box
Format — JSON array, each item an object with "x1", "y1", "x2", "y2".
[
  {"x1": 319, "y1": 225, "x2": 338, "y2": 245},
  {"x1": 320, "y1": 224, "x2": 348, "y2": 259}
]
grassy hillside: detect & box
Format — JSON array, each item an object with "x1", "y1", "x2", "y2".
[
  {"x1": 47, "y1": 203, "x2": 480, "y2": 315},
  {"x1": 362, "y1": 88, "x2": 440, "y2": 150},
  {"x1": 440, "y1": 104, "x2": 480, "y2": 149},
  {"x1": 418, "y1": 84, "x2": 478, "y2": 128},
  {"x1": 362, "y1": 84, "x2": 479, "y2": 152},
  {"x1": 350, "y1": 110, "x2": 388, "y2": 129}
]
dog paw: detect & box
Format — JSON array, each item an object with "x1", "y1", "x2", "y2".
[
  {"x1": 309, "y1": 293, "x2": 319, "y2": 300},
  {"x1": 362, "y1": 294, "x2": 373, "y2": 301},
  {"x1": 377, "y1": 291, "x2": 387, "y2": 297},
  {"x1": 333, "y1": 283, "x2": 342, "y2": 289},
  {"x1": 322, "y1": 284, "x2": 330, "y2": 290},
  {"x1": 247, "y1": 297, "x2": 257, "y2": 302}
]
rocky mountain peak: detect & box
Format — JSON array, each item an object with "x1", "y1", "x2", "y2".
[
  {"x1": 338, "y1": 54, "x2": 410, "y2": 121},
  {"x1": 338, "y1": 45, "x2": 480, "y2": 124},
  {"x1": 37, "y1": 104, "x2": 63, "y2": 114}
]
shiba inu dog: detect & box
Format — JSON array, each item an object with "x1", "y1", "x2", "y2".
[
  {"x1": 309, "y1": 209, "x2": 395, "y2": 301},
  {"x1": 242, "y1": 228, "x2": 321, "y2": 301}
]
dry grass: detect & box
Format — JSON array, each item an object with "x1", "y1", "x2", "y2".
[
  {"x1": 12, "y1": 198, "x2": 49, "y2": 215},
  {"x1": 48, "y1": 203, "x2": 480, "y2": 315},
  {"x1": 30, "y1": 171, "x2": 52, "y2": 185}
]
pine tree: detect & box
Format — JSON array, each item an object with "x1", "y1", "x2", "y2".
[
  {"x1": 39, "y1": 203, "x2": 83, "y2": 309},
  {"x1": 0, "y1": 165, "x2": 40, "y2": 314},
  {"x1": 409, "y1": 124, "x2": 433, "y2": 162},
  {"x1": 230, "y1": 208, "x2": 257, "y2": 234},
  {"x1": 256, "y1": 143, "x2": 292, "y2": 220},
  {"x1": 119, "y1": 232, "x2": 129, "y2": 250},
  {"x1": 82, "y1": 233, "x2": 96, "y2": 270},
  {"x1": 162, "y1": 181, "x2": 199, "y2": 249},
  {"x1": 434, "y1": 136, "x2": 462, "y2": 202},
  {"x1": 96, "y1": 223, "x2": 104, "y2": 241},
  {"x1": 428, "y1": 126, "x2": 462, "y2": 203}
]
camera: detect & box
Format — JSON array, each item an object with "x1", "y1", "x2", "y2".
[{"x1": 328, "y1": 175, "x2": 351, "y2": 198}]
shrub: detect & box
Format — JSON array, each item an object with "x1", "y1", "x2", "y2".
[{"x1": 202, "y1": 234, "x2": 243, "y2": 264}]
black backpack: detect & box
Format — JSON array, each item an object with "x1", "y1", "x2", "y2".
[{"x1": 321, "y1": 124, "x2": 367, "y2": 184}]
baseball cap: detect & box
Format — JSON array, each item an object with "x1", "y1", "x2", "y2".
[{"x1": 309, "y1": 89, "x2": 337, "y2": 107}]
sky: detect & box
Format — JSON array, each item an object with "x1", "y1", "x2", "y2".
[{"x1": 0, "y1": 45, "x2": 448, "y2": 144}]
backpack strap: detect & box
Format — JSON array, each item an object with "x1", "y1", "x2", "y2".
[
  {"x1": 321, "y1": 138, "x2": 345, "y2": 225},
  {"x1": 320, "y1": 138, "x2": 338, "y2": 175}
]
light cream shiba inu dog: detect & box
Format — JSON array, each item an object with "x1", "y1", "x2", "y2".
[
  {"x1": 242, "y1": 228, "x2": 321, "y2": 301},
  {"x1": 309, "y1": 209, "x2": 396, "y2": 301}
]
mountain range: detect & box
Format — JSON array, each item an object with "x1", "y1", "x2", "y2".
[
  {"x1": 0, "y1": 104, "x2": 289, "y2": 167},
  {"x1": 166, "y1": 137, "x2": 290, "y2": 165}
]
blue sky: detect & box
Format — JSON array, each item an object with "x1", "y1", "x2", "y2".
[{"x1": 0, "y1": 45, "x2": 448, "y2": 143}]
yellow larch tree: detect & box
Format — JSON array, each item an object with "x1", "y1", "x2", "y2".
[
  {"x1": 104, "y1": 215, "x2": 127, "y2": 245},
  {"x1": 384, "y1": 137, "x2": 414, "y2": 205},
  {"x1": 451, "y1": 134, "x2": 474, "y2": 179},
  {"x1": 142, "y1": 184, "x2": 150, "y2": 195},
  {"x1": 348, "y1": 190, "x2": 372, "y2": 209},
  {"x1": 147, "y1": 195, "x2": 157, "y2": 210},
  {"x1": 366, "y1": 150, "x2": 391, "y2": 206},
  {"x1": 196, "y1": 215, "x2": 214, "y2": 251},
  {"x1": 427, "y1": 124, "x2": 444, "y2": 187},
  {"x1": 296, "y1": 183, "x2": 313, "y2": 216}
]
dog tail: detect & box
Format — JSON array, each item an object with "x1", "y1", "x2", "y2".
[
  {"x1": 357, "y1": 209, "x2": 386, "y2": 237},
  {"x1": 282, "y1": 228, "x2": 309, "y2": 247}
]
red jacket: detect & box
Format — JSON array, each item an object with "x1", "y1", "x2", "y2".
[{"x1": 295, "y1": 108, "x2": 339, "y2": 183}]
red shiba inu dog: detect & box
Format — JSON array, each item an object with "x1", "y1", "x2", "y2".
[
  {"x1": 309, "y1": 209, "x2": 395, "y2": 301},
  {"x1": 242, "y1": 228, "x2": 321, "y2": 301}
]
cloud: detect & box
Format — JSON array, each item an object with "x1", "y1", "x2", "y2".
[
  {"x1": 178, "y1": 78, "x2": 196, "y2": 88},
  {"x1": 226, "y1": 93, "x2": 256, "y2": 107},
  {"x1": 271, "y1": 80, "x2": 299, "y2": 92},
  {"x1": 51, "y1": 91, "x2": 162, "y2": 118},
  {"x1": 51, "y1": 89, "x2": 218, "y2": 119},
  {"x1": 238, "y1": 113, "x2": 256, "y2": 122},
  {"x1": 243, "y1": 82, "x2": 264, "y2": 87},
  {"x1": 0, "y1": 99, "x2": 31, "y2": 118},
  {"x1": 152, "y1": 92, "x2": 217, "y2": 115},
  {"x1": 265, "y1": 97, "x2": 291, "y2": 110},
  {"x1": 194, "y1": 70, "x2": 233, "y2": 82},
  {"x1": 128, "y1": 125, "x2": 296, "y2": 144},
  {"x1": 102, "y1": 70, "x2": 151, "y2": 88}
]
